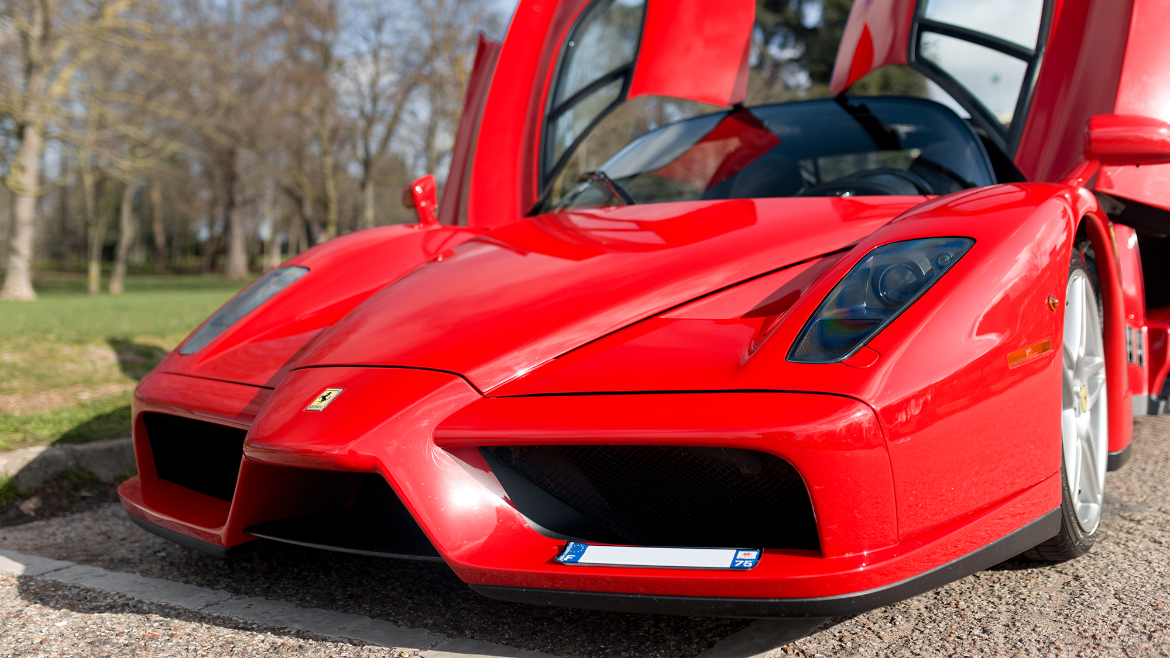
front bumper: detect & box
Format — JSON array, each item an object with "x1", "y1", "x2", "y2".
[{"x1": 121, "y1": 367, "x2": 1061, "y2": 614}]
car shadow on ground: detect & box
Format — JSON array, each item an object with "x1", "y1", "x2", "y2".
[{"x1": 107, "y1": 338, "x2": 169, "y2": 381}]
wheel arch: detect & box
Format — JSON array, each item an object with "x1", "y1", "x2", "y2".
[{"x1": 1072, "y1": 197, "x2": 1134, "y2": 457}]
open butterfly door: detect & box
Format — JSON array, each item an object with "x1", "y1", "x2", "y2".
[
  {"x1": 831, "y1": 0, "x2": 1170, "y2": 222},
  {"x1": 441, "y1": 0, "x2": 755, "y2": 230}
]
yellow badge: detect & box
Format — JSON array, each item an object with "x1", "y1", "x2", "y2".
[{"x1": 305, "y1": 388, "x2": 344, "y2": 411}]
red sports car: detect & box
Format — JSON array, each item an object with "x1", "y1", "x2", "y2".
[{"x1": 120, "y1": 0, "x2": 1170, "y2": 617}]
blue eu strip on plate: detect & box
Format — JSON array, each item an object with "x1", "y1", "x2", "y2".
[{"x1": 556, "y1": 542, "x2": 761, "y2": 570}]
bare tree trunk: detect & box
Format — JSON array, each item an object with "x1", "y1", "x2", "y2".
[
  {"x1": 293, "y1": 206, "x2": 308, "y2": 255},
  {"x1": 267, "y1": 213, "x2": 283, "y2": 269},
  {"x1": 1, "y1": 122, "x2": 43, "y2": 301},
  {"x1": 0, "y1": 190, "x2": 10, "y2": 269},
  {"x1": 109, "y1": 180, "x2": 138, "y2": 294},
  {"x1": 82, "y1": 160, "x2": 104, "y2": 295},
  {"x1": 150, "y1": 180, "x2": 166, "y2": 272},
  {"x1": 57, "y1": 182, "x2": 70, "y2": 270},
  {"x1": 360, "y1": 168, "x2": 375, "y2": 229},
  {"x1": 262, "y1": 182, "x2": 281, "y2": 269},
  {"x1": 318, "y1": 103, "x2": 339, "y2": 241},
  {"x1": 172, "y1": 212, "x2": 188, "y2": 273},
  {"x1": 222, "y1": 149, "x2": 247, "y2": 280}
]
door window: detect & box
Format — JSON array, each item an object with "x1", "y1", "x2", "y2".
[
  {"x1": 543, "y1": 0, "x2": 646, "y2": 189},
  {"x1": 922, "y1": 0, "x2": 1044, "y2": 50},
  {"x1": 912, "y1": 0, "x2": 1050, "y2": 151},
  {"x1": 919, "y1": 33, "x2": 1029, "y2": 126}
]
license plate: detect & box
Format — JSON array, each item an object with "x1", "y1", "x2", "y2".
[{"x1": 556, "y1": 542, "x2": 761, "y2": 570}]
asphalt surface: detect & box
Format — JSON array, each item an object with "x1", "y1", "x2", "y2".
[
  {"x1": 0, "y1": 576, "x2": 404, "y2": 657},
  {"x1": 1, "y1": 416, "x2": 1169, "y2": 656}
]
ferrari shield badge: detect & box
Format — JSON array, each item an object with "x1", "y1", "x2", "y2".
[{"x1": 305, "y1": 388, "x2": 344, "y2": 411}]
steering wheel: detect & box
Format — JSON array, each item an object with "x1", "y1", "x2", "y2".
[{"x1": 796, "y1": 167, "x2": 934, "y2": 197}]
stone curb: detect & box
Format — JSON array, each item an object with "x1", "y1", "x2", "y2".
[
  {"x1": 0, "y1": 437, "x2": 135, "y2": 490},
  {"x1": 0, "y1": 549, "x2": 550, "y2": 657}
]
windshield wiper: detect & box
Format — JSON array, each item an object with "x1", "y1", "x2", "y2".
[{"x1": 582, "y1": 170, "x2": 637, "y2": 206}]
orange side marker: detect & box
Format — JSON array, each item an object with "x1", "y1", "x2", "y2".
[{"x1": 1007, "y1": 339, "x2": 1054, "y2": 368}]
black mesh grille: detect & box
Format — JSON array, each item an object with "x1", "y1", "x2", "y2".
[
  {"x1": 487, "y1": 445, "x2": 818, "y2": 550},
  {"x1": 143, "y1": 413, "x2": 246, "y2": 501}
]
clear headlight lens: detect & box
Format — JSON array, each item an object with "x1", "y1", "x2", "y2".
[
  {"x1": 788, "y1": 237, "x2": 974, "y2": 363},
  {"x1": 180, "y1": 266, "x2": 309, "y2": 355}
]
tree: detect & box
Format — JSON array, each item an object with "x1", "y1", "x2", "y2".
[{"x1": 0, "y1": 0, "x2": 136, "y2": 300}]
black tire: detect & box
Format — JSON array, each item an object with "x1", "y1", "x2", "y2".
[{"x1": 1023, "y1": 251, "x2": 1102, "y2": 562}]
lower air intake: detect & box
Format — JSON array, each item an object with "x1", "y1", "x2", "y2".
[
  {"x1": 143, "y1": 412, "x2": 246, "y2": 501},
  {"x1": 483, "y1": 445, "x2": 819, "y2": 550}
]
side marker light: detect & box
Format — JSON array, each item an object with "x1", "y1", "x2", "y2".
[{"x1": 1007, "y1": 339, "x2": 1054, "y2": 368}]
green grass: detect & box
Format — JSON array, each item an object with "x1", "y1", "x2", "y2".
[
  {"x1": 0, "y1": 270, "x2": 251, "y2": 450},
  {"x1": 0, "y1": 476, "x2": 19, "y2": 508},
  {"x1": 5, "y1": 271, "x2": 252, "y2": 345},
  {"x1": 0, "y1": 392, "x2": 133, "y2": 451}
]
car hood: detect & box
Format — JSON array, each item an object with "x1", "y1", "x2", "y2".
[{"x1": 296, "y1": 196, "x2": 924, "y2": 392}]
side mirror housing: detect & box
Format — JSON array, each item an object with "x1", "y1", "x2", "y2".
[
  {"x1": 401, "y1": 174, "x2": 439, "y2": 225},
  {"x1": 1086, "y1": 114, "x2": 1170, "y2": 166}
]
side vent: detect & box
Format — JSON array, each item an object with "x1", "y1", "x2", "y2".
[{"x1": 143, "y1": 413, "x2": 247, "y2": 501}]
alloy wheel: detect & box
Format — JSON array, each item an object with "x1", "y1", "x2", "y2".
[{"x1": 1061, "y1": 268, "x2": 1108, "y2": 534}]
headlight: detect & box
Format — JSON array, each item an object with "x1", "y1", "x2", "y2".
[
  {"x1": 788, "y1": 238, "x2": 973, "y2": 363},
  {"x1": 180, "y1": 266, "x2": 309, "y2": 355}
]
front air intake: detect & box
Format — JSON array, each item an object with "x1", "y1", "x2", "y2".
[
  {"x1": 143, "y1": 412, "x2": 247, "y2": 501},
  {"x1": 482, "y1": 445, "x2": 819, "y2": 551}
]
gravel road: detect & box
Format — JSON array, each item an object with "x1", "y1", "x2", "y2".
[
  {"x1": 1, "y1": 416, "x2": 1169, "y2": 657},
  {"x1": 0, "y1": 576, "x2": 402, "y2": 657}
]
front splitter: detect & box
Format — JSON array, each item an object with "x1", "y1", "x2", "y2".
[{"x1": 471, "y1": 508, "x2": 1059, "y2": 618}]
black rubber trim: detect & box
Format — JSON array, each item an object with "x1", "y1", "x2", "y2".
[
  {"x1": 470, "y1": 508, "x2": 1060, "y2": 618},
  {"x1": 125, "y1": 511, "x2": 254, "y2": 558},
  {"x1": 245, "y1": 525, "x2": 446, "y2": 562},
  {"x1": 1107, "y1": 444, "x2": 1132, "y2": 472}
]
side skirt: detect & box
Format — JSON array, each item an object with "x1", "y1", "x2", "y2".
[
  {"x1": 470, "y1": 508, "x2": 1061, "y2": 619},
  {"x1": 1107, "y1": 444, "x2": 1132, "y2": 471}
]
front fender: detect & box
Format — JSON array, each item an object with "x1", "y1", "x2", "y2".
[{"x1": 151, "y1": 224, "x2": 480, "y2": 389}]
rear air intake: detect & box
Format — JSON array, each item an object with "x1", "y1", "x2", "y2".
[
  {"x1": 143, "y1": 412, "x2": 246, "y2": 501},
  {"x1": 482, "y1": 445, "x2": 819, "y2": 551}
]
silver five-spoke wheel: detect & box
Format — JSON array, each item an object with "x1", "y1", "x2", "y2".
[{"x1": 1061, "y1": 267, "x2": 1108, "y2": 534}]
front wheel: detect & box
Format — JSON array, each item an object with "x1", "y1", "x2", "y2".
[{"x1": 1024, "y1": 252, "x2": 1109, "y2": 561}]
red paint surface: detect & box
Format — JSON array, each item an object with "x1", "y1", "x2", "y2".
[
  {"x1": 296, "y1": 197, "x2": 922, "y2": 392},
  {"x1": 627, "y1": 0, "x2": 755, "y2": 107},
  {"x1": 155, "y1": 223, "x2": 479, "y2": 389},
  {"x1": 829, "y1": 0, "x2": 916, "y2": 94},
  {"x1": 1086, "y1": 114, "x2": 1170, "y2": 167},
  {"x1": 1095, "y1": 0, "x2": 1170, "y2": 213},
  {"x1": 440, "y1": 34, "x2": 501, "y2": 227}
]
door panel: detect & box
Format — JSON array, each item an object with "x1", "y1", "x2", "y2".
[
  {"x1": 459, "y1": 0, "x2": 755, "y2": 231},
  {"x1": 439, "y1": 34, "x2": 501, "y2": 227},
  {"x1": 1013, "y1": 0, "x2": 1132, "y2": 183},
  {"x1": 830, "y1": 0, "x2": 917, "y2": 94},
  {"x1": 627, "y1": 0, "x2": 754, "y2": 108},
  {"x1": 1093, "y1": 0, "x2": 1170, "y2": 215}
]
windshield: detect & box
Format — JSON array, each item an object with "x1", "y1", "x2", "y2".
[{"x1": 544, "y1": 96, "x2": 996, "y2": 212}]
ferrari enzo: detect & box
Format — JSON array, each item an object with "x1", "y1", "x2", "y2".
[{"x1": 120, "y1": 0, "x2": 1170, "y2": 617}]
